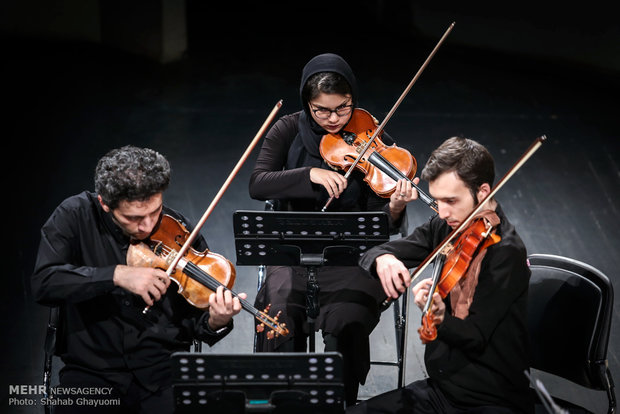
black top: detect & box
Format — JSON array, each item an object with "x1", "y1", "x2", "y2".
[
  {"x1": 359, "y1": 205, "x2": 533, "y2": 413},
  {"x1": 249, "y1": 51, "x2": 405, "y2": 230},
  {"x1": 31, "y1": 191, "x2": 232, "y2": 393}
]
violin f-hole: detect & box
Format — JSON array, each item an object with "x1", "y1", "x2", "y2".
[
  {"x1": 174, "y1": 234, "x2": 185, "y2": 249},
  {"x1": 154, "y1": 242, "x2": 164, "y2": 256}
]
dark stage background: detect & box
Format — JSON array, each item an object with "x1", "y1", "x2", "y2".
[{"x1": 3, "y1": 1, "x2": 619, "y2": 413}]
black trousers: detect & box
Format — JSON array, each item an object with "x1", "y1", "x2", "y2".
[
  {"x1": 254, "y1": 265, "x2": 385, "y2": 407},
  {"x1": 52, "y1": 368, "x2": 173, "y2": 414},
  {"x1": 346, "y1": 379, "x2": 517, "y2": 414}
]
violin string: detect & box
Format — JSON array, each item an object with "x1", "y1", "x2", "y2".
[
  {"x1": 155, "y1": 244, "x2": 283, "y2": 329},
  {"x1": 182, "y1": 261, "x2": 285, "y2": 330},
  {"x1": 367, "y1": 150, "x2": 438, "y2": 212},
  {"x1": 408, "y1": 135, "x2": 546, "y2": 286},
  {"x1": 157, "y1": 244, "x2": 253, "y2": 308}
]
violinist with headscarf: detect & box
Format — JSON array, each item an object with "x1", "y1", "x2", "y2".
[{"x1": 249, "y1": 53, "x2": 417, "y2": 405}]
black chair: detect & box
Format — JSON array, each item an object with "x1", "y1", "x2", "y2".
[
  {"x1": 43, "y1": 306, "x2": 61, "y2": 414},
  {"x1": 527, "y1": 253, "x2": 616, "y2": 413}
]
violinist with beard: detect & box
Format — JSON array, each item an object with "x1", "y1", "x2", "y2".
[
  {"x1": 32, "y1": 145, "x2": 245, "y2": 413},
  {"x1": 350, "y1": 137, "x2": 533, "y2": 413}
]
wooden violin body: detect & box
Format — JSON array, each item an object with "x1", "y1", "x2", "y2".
[
  {"x1": 320, "y1": 108, "x2": 417, "y2": 197},
  {"x1": 436, "y1": 214, "x2": 501, "y2": 299},
  {"x1": 128, "y1": 214, "x2": 235, "y2": 309},
  {"x1": 127, "y1": 214, "x2": 289, "y2": 339}
]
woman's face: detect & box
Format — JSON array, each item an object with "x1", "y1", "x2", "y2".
[{"x1": 307, "y1": 93, "x2": 353, "y2": 134}]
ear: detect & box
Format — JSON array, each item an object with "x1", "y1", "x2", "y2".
[
  {"x1": 476, "y1": 183, "x2": 492, "y2": 202},
  {"x1": 97, "y1": 195, "x2": 111, "y2": 213}
]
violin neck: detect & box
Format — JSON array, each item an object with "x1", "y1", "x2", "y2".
[
  {"x1": 422, "y1": 253, "x2": 445, "y2": 315},
  {"x1": 182, "y1": 260, "x2": 258, "y2": 316},
  {"x1": 368, "y1": 151, "x2": 438, "y2": 211}
]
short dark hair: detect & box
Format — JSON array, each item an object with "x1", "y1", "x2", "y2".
[
  {"x1": 95, "y1": 145, "x2": 170, "y2": 210},
  {"x1": 301, "y1": 72, "x2": 352, "y2": 104},
  {"x1": 421, "y1": 137, "x2": 495, "y2": 200}
]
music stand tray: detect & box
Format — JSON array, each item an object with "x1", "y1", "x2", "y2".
[
  {"x1": 233, "y1": 210, "x2": 390, "y2": 352},
  {"x1": 233, "y1": 210, "x2": 390, "y2": 267},
  {"x1": 172, "y1": 352, "x2": 345, "y2": 413}
]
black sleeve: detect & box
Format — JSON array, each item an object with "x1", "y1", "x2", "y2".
[
  {"x1": 194, "y1": 312, "x2": 234, "y2": 345},
  {"x1": 31, "y1": 203, "x2": 116, "y2": 306},
  {"x1": 436, "y1": 243, "x2": 529, "y2": 354},
  {"x1": 359, "y1": 215, "x2": 440, "y2": 277},
  {"x1": 249, "y1": 114, "x2": 315, "y2": 200}
]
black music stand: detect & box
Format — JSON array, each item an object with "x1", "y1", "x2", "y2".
[
  {"x1": 233, "y1": 210, "x2": 390, "y2": 352},
  {"x1": 172, "y1": 352, "x2": 345, "y2": 413}
]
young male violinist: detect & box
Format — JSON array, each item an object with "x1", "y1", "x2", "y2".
[
  {"x1": 350, "y1": 137, "x2": 533, "y2": 413},
  {"x1": 31, "y1": 145, "x2": 245, "y2": 413}
]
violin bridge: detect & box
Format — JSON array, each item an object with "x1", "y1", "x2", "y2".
[
  {"x1": 163, "y1": 249, "x2": 178, "y2": 266},
  {"x1": 440, "y1": 242, "x2": 454, "y2": 256}
]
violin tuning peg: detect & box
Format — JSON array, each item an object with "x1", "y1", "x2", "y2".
[
  {"x1": 266, "y1": 331, "x2": 274, "y2": 340},
  {"x1": 256, "y1": 324, "x2": 265, "y2": 333}
]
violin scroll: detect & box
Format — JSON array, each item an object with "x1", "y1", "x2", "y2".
[
  {"x1": 418, "y1": 311, "x2": 438, "y2": 344},
  {"x1": 256, "y1": 304, "x2": 289, "y2": 339}
]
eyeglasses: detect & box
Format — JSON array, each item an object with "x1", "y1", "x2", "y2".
[{"x1": 309, "y1": 102, "x2": 353, "y2": 119}]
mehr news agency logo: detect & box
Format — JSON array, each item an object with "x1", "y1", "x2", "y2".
[{"x1": 8, "y1": 384, "x2": 121, "y2": 408}]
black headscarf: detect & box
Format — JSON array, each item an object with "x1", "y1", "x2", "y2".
[
  {"x1": 286, "y1": 53, "x2": 358, "y2": 167},
  {"x1": 299, "y1": 53, "x2": 359, "y2": 117}
]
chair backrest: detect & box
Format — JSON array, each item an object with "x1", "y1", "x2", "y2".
[{"x1": 527, "y1": 254, "x2": 615, "y2": 409}]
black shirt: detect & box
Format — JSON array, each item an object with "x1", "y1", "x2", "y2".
[
  {"x1": 359, "y1": 205, "x2": 533, "y2": 413},
  {"x1": 31, "y1": 191, "x2": 232, "y2": 393}
]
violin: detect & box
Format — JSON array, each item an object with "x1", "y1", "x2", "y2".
[
  {"x1": 418, "y1": 212, "x2": 501, "y2": 343},
  {"x1": 127, "y1": 214, "x2": 289, "y2": 339},
  {"x1": 402, "y1": 135, "x2": 547, "y2": 343},
  {"x1": 319, "y1": 108, "x2": 437, "y2": 212}
]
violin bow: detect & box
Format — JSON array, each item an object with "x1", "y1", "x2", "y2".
[
  {"x1": 166, "y1": 100, "x2": 283, "y2": 273},
  {"x1": 322, "y1": 22, "x2": 455, "y2": 211},
  {"x1": 142, "y1": 100, "x2": 283, "y2": 313}
]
